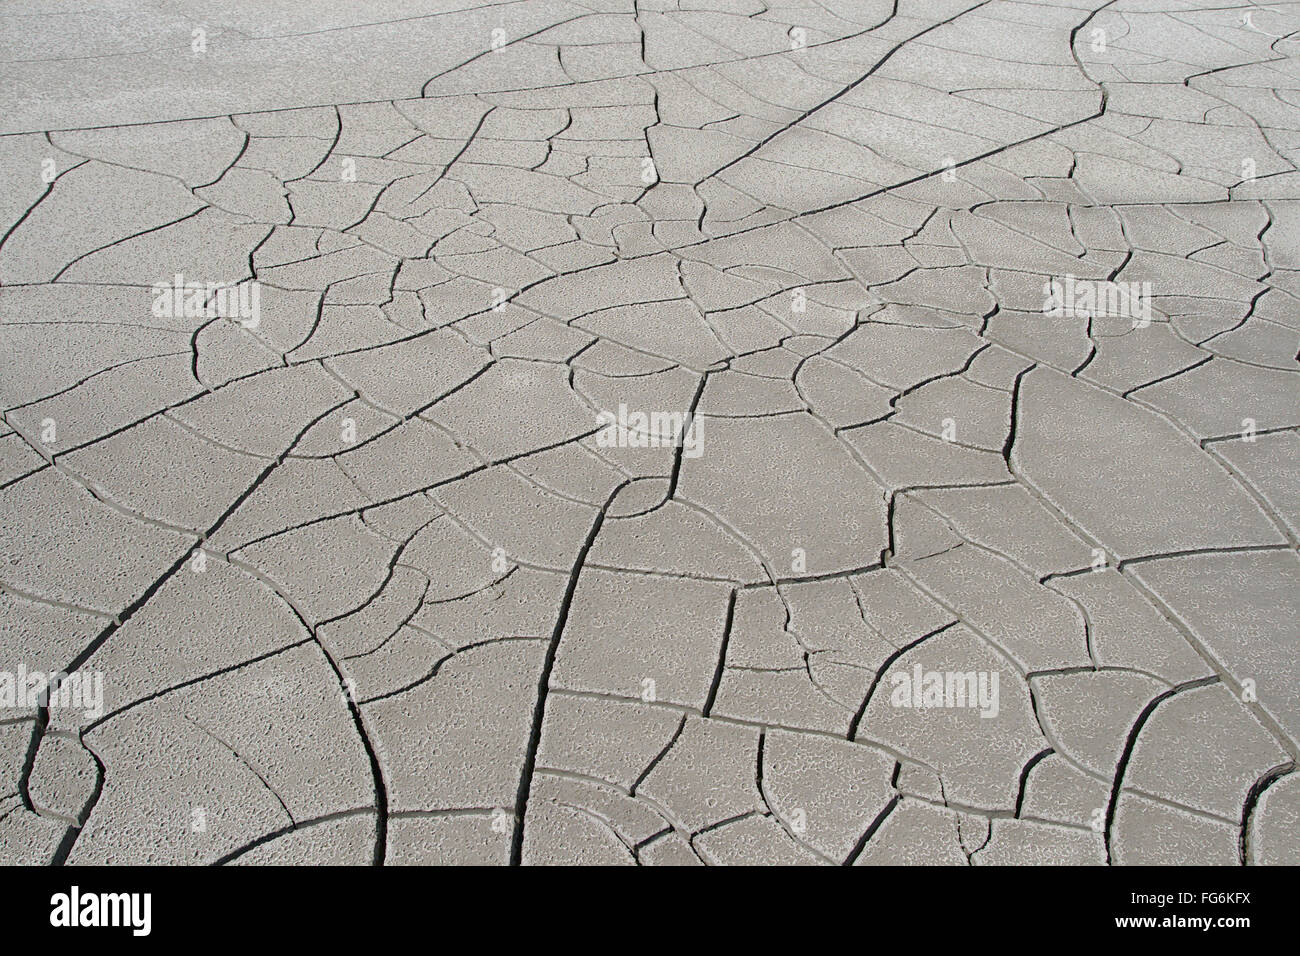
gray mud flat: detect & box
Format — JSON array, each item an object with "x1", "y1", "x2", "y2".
[{"x1": 0, "y1": 0, "x2": 1296, "y2": 866}]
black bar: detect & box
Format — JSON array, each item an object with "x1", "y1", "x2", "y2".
[{"x1": 0, "y1": 865, "x2": 1279, "y2": 943}]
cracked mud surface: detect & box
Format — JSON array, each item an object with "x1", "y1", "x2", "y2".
[{"x1": 1, "y1": 0, "x2": 1297, "y2": 866}]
